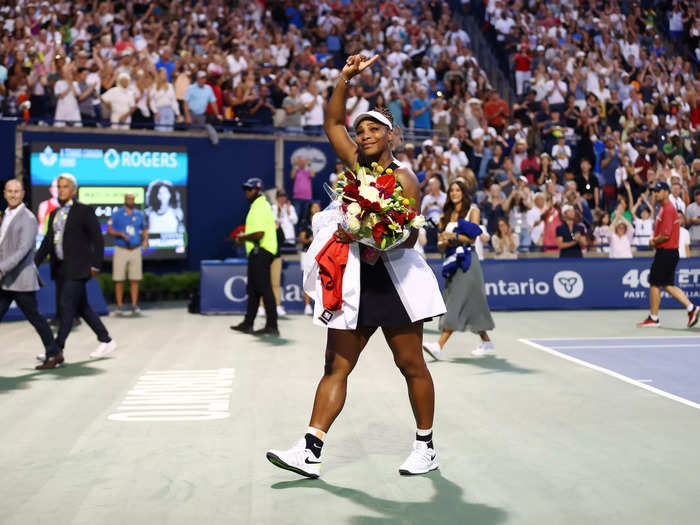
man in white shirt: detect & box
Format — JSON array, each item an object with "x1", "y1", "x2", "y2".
[
  {"x1": 300, "y1": 82, "x2": 324, "y2": 135},
  {"x1": 545, "y1": 70, "x2": 567, "y2": 112},
  {"x1": 551, "y1": 135, "x2": 571, "y2": 173},
  {"x1": 101, "y1": 72, "x2": 136, "y2": 129},
  {"x1": 686, "y1": 189, "x2": 700, "y2": 244},
  {"x1": 386, "y1": 42, "x2": 408, "y2": 79},
  {"x1": 669, "y1": 182, "x2": 686, "y2": 214},
  {"x1": 226, "y1": 47, "x2": 248, "y2": 86},
  {"x1": 346, "y1": 85, "x2": 369, "y2": 129}
]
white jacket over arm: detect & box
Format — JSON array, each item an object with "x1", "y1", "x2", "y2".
[{"x1": 302, "y1": 206, "x2": 446, "y2": 330}]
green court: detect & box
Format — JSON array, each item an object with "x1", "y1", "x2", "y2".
[{"x1": 2, "y1": 308, "x2": 699, "y2": 524}]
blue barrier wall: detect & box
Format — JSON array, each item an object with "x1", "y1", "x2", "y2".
[
  {"x1": 20, "y1": 128, "x2": 275, "y2": 269},
  {"x1": 4, "y1": 264, "x2": 107, "y2": 321},
  {"x1": 201, "y1": 257, "x2": 700, "y2": 314}
]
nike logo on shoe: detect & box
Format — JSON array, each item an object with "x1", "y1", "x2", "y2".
[
  {"x1": 305, "y1": 458, "x2": 321, "y2": 465},
  {"x1": 312, "y1": 443, "x2": 322, "y2": 449}
]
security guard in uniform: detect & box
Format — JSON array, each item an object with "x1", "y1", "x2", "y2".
[{"x1": 230, "y1": 177, "x2": 279, "y2": 336}]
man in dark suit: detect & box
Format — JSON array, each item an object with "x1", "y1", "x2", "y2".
[
  {"x1": 0, "y1": 179, "x2": 60, "y2": 364},
  {"x1": 35, "y1": 173, "x2": 117, "y2": 369}
]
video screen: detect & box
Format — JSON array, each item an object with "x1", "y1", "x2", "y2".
[{"x1": 30, "y1": 142, "x2": 188, "y2": 259}]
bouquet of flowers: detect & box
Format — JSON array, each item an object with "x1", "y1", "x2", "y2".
[{"x1": 330, "y1": 162, "x2": 425, "y2": 251}]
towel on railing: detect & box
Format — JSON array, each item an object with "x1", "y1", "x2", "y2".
[{"x1": 442, "y1": 219, "x2": 482, "y2": 278}]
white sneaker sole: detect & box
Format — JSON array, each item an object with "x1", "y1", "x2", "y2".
[
  {"x1": 90, "y1": 343, "x2": 117, "y2": 359},
  {"x1": 422, "y1": 344, "x2": 441, "y2": 360},
  {"x1": 637, "y1": 323, "x2": 660, "y2": 328},
  {"x1": 472, "y1": 348, "x2": 493, "y2": 356},
  {"x1": 399, "y1": 461, "x2": 439, "y2": 476},
  {"x1": 266, "y1": 452, "x2": 320, "y2": 479}
]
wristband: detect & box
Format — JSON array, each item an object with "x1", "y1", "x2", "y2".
[{"x1": 340, "y1": 74, "x2": 350, "y2": 85}]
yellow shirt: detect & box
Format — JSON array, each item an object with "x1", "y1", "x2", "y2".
[{"x1": 245, "y1": 195, "x2": 278, "y2": 256}]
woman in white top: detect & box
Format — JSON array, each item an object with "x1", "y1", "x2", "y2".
[
  {"x1": 609, "y1": 216, "x2": 634, "y2": 259},
  {"x1": 150, "y1": 67, "x2": 180, "y2": 131},
  {"x1": 266, "y1": 54, "x2": 445, "y2": 479},
  {"x1": 54, "y1": 66, "x2": 81, "y2": 127},
  {"x1": 271, "y1": 189, "x2": 298, "y2": 245}
]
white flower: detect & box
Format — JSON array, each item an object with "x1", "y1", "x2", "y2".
[
  {"x1": 362, "y1": 213, "x2": 381, "y2": 229},
  {"x1": 347, "y1": 202, "x2": 362, "y2": 216},
  {"x1": 359, "y1": 184, "x2": 380, "y2": 202},
  {"x1": 411, "y1": 214, "x2": 426, "y2": 228},
  {"x1": 346, "y1": 213, "x2": 361, "y2": 233}
]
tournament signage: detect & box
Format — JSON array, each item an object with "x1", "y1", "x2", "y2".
[{"x1": 200, "y1": 258, "x2": 700, "y2": 313}]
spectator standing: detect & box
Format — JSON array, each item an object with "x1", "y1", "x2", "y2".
[
  {"x1": 679, "y1": 213, "x2": 691, "y2": 259},
  {"x1": 491, "y1": 218, "x2": 518, "y2": 259},
  {"x1": 150, "y1": 68, "x2": 180, "y2": 132},
  {"x1": 35, "y1": 174, "x2": 117, "y2": 365},
  {"x1": 231, "y1": 178, "x2": 279, "y2": 337},
  {"x1": 637, "y1": 182, "x2": 699, "y2": 328},
  {"x1": 300, "y1": 81, "x2": 324, "y2": 136},
  {"x1": 290, "y1": 156, "x2": 315, "y2": 223},
  {"x1": 411, "y1": 87, "x2": 431, "y2": 130},
  {"x1": 184, "y1": 71, "x2": 221, "y2": 127},
  {"x1": 593, "y1": 213, "x2": 612, "y2": 252},
  {"x1": 76, "y1": 67, "x2": 97, "y2": 126},
  {"x1": 686, "y1": 189, "x2": 700, "y2": 245},
  {"x1": 513, "y1": 45, "x2": 533, "y2": 96},
  {"x1": 54, "y1": 66, "x2": 81, "y2": 127},
  {"x1": 107, "y1": 193, "x2": 148, "y2": 316},
  {"x1": 282, "y1": 83, "x2": 305, "y2": 132},
  {"x1": 0, "y1": 180, "x2": 60, "y2": 368},
  {"x1": 271, "y1": 189, "x2": 298, "y2": 247},
  {"x1": 556, "y1": 205, "x2": 586, "y2": 258},
  {"x1": 101, "y1": 72, "x2": 136, "y2": 130},
  {"x1": 609, "y1": 216, "x2": 634, "y2": 259},
  {"x1": 575, "y1": 159, "x2": 600, "y2": 211}
]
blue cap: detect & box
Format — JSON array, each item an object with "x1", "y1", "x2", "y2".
[
  {"x1": 242, "y1": 177, "x2": 263, "y2": 190},
  {"x1": 651, "y1": 181, "x2": 670, "y2": 192}
]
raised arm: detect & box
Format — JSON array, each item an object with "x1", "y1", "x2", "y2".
[{"x1": 324, "y1": 54, "x2": 378, "y2": 167}]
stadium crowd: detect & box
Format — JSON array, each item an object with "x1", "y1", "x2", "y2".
[{"x1": 0, "y1": 0, "x2": 698, "y2": 256}]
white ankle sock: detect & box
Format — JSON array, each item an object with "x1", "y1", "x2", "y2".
[
  {"x1": 307, "y1": 426, "x2": 326, "y2": 441},
  {"x1": 687, "y1": 304, "x2": 695, "y2": 312},
  {"x1": 416, "y1": 428, "x2": 433, "y2": 437},
  {"x1": 650, "y1": 314, "x2": 659, "y2": 321}
]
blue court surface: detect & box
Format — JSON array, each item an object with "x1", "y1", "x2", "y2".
[{"x1": 520, "y1": 336, "x2": 700, "y2": 409}]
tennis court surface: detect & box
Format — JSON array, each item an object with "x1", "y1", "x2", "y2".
[{"x1": 1, "y1": 308, "x2": 699, "y2": 524}]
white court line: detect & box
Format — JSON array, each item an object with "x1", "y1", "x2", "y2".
[
  {"x1": 531, "y1": 336, "x2": 700, "y2": 341},
  {"x1": 547, "y1": 344, "x2": 700, "y2": 349},
  {"x1": 519, "y1": 338, "x2": 700, "y2": 411}
]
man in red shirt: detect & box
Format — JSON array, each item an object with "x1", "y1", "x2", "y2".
[
  {"x1": 483, "y1": 90, "x2": 509, "y2": 134},
  {"x1": 637, "y1": 181, "x2": 699, "y2": 328},
  {"x1": 513, "y1": 44, "x2": 532, "y2": 96}
]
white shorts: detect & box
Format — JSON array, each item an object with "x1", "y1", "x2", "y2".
[{"x1": 113, "y1": 246, "x2": 143, "y2": 281}]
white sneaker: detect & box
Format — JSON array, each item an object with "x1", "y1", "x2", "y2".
[
  {"x1": 304, "y1": 304, "x2": 313, "y2": 315},
  {"x1": 472, "y1": 341, "x2": 494, "y2": 357},
  {"x1": 257, "y1": 305, "x2": 266, "y2": 317},
  {"x1": 277, "y1": 305, "x2": 287, "y2": 316},
  {"x1": 398, "y1": 440, "x2": 438, "y2": 475},
  {"x1": 36, "y1": 354, "x2": 46, "y2": 362},
  {"x1": 89, "y1": 340, "x2": 118, "y2": 358},
  {"x1": 266, "y1": 438, "x2": 321, "y2": 479},
  {"x1": 422, "y1": 342, "x2": 442, "y2": 360}
]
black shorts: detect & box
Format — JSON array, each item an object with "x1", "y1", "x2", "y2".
[{"x1": 649, "y1": 248, "x2": 679, "y2": 287}]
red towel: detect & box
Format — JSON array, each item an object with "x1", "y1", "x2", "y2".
[{"x1": 315, "y1": 238, "x2": 350, "y2": 311}]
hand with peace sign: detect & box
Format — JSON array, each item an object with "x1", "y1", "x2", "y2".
[{"x1": 341, "y1": 54, "x2": 379, "y2": 81}]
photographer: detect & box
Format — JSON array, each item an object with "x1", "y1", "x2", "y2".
[
  {"x1": 504, "y1": 176, "x2": 534, "y2": 250},
  {"x1": 421, "y1": 175, "x2": 447, "y2": 247}
]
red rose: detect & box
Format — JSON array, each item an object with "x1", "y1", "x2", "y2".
[
  {"x1": 376, "y1": 174, "x2": 397, "y2": 195},
  {"x1": 370, "y1": 201, "x2": 381, "y2": 212},
  {"x1": 407, "y1": 210, "x2": 416, "y2": 221},
  {"x1": 372, "y1": 222, "x2": 387, "y2": 243},
  {"x1": 343, "y1": 184, "x2": 360, "y2": 202}
]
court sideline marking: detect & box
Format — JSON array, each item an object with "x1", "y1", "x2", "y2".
[{"x1": 519, "y1": 338, "x2": 700, "y2": 411}]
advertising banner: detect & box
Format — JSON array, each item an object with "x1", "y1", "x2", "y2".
[{"x1": 201, "y1": 257, "x2": 700, "y2": 314}]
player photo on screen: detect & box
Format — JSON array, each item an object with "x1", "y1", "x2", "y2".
[{"x1": 29, "y1": 143, "x2": 188, "y2": 260}]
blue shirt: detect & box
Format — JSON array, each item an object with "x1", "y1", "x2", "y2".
[
  {"x1": 155, "y1": 59, "x2": 176, "y2": 82},
  {"x1": 111, "y1": 207, "x2": 146, "y2": 248},
  {"x1": 411, "y1": 98, "x2": 431, "y2": 129},
  {"x1": 185, "y1": 84, "x2": 216, "y2": 115}
]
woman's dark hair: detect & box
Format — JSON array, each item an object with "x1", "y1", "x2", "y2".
[
  {"x1": 494, "y1": 217, "x2": 510, "y2": 238},
  {"x1": 146, "y1": 180, "x2": 179, "y2": 212},
  {"x1": 440, "y1": 180, "x2": 472, "y2": 229}
]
